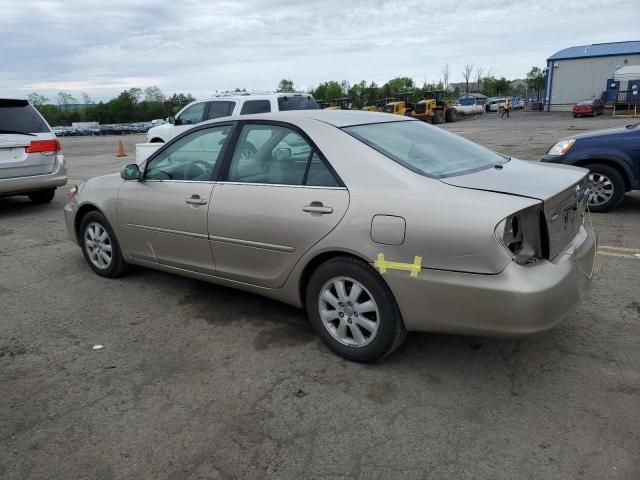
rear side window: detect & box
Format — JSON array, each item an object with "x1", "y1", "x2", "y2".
[
  {"x1": 0, "y1": 99, "x2": 49, "y2": 133},
  {"x1": 240, "y1": 100, "x2": 271, "y2": 115},
  {"x1": 277, "y1": 96, "x2": 318, "y2": 111},
  {"x1": 207, "y1": 101, "x2": 236, "y2": 119}
]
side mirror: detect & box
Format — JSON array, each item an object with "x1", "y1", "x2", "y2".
[
  {"x1": 121, "y1": 163, "x2": 141, "y2": 181},
  {"x1": 273, "y1": 147, "x2": 292, "y2": 161},
  {"x1": 167, "y1": 116, "x2": 176, "y2": 125}
]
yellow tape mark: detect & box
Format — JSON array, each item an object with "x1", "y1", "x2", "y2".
[
  {"x1": 599, "y1": 245, "x2": 640, "y2": 254},
  {"x1": 598, "y1": 250, "x2": 640, "y2": 259},
  {"x1": 374, "y1": 253, "x2": 422, "y2": 278}
]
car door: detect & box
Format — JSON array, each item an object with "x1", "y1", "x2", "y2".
[
  {"x1": 117, "y1": 123, "x2": 234, "y2": 273},
  {"x1": 170, "y1": 102, "x2": 208, "y2": 141},
  {"x1": 209, "y1": 122, "x2": 349, "y2": 288}
]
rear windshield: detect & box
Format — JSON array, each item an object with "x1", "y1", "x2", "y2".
[
  {"x1": 0, "y1": 99, "x2": 50, "y2": 133},
  {"x1": 277, "y1": 96, "x2": 318, "y2": 111},
  {"x1": 343, "y1": 120, "x2": 508, "y2": 178},
  {"x1": 577, "y1": 100, "x2": 594, "y2": 106}
]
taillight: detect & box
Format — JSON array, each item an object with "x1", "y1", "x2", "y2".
[{"x1": 25, "y1": 140, "x2": 61, "y2": 154}]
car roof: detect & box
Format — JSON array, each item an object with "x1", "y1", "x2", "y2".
[{"x1": 201, "y1": 110, "x2": 413, "y2": 128}]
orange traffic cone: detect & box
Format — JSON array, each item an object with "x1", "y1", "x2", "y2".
[{"x1": 117, "y1": 139, "x2": 127, "y2": 157}]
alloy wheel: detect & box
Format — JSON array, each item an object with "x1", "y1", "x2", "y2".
[
  {"x1": 84, "y1": 222, "x2": 113, "y2": 269},
  {"x1": 318, "y1": 276, "x2": 380, "y2": 347},
  {"x1": 588, "y1": 172, "x2": 614, "y2": 207}
]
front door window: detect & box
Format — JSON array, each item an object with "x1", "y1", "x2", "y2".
[{"x1": 146, "y1": 125, "x2": 233, "y2": 181}]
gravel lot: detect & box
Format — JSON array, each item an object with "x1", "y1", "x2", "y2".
[{"x1": 1, "y1": 112, "x2": 639, "y2": 479}]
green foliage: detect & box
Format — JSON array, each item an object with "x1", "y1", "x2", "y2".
[
  {"x1": 27, "y1": 93, "x2": 48, "y2": 107},
  {"x1": 526, "y1": 66, "x2": 545, "y2": 95},
  {"x1": 30, "y1": 87, "x2": 196, "y2": 126},
  {"x1": 480, "y1": 76, "x2": 512, "y2": 96},
  {"x1": 310, "y1": 81, "x2": 343, "y2": 102},
  {"x1": 277, "y1": 79, "x2": 295, "y2": 93}
]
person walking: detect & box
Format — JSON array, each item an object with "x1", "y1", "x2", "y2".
[{"x1": 500, "y1": 98, "x2": 512, "y2": 119}]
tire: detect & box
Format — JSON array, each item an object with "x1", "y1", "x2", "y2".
[
  {"x1": 586, "y1": 163, "x2": 626, "y2": 212},
  {"x1": 79, "y1": 211, "x2": 129, "y2": 277},
  {"x1": 305, "y1": 256, "x2": 407, "y2": 362},
  {"x1": 28, "y1": 188, "x2": 55, "y2": 204},
  {"x1": 431, "y1": 109, "x2": 445, "y2": 124},
  {"x1": 573, "y1": 114, "x2": 578, "y2": 118},
  {"x1": 149, "y1": 138, "x2": 164, "y2": 143},
  {"x1": 445, "y1": 108, "x2": 457, "y2": 123}
]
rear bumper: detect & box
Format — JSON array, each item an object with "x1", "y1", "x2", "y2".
[
  {"x1": 0, "y1": 155, "x2": 67, "y2": 196},
  {"x1": 384, "y1": 225, "x2": 597, "y2": 335}
]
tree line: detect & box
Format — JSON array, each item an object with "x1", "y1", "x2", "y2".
[
  {"x1": 27, "y1": 87, "x2": 196, "y2": 126},
  {"x1": 279, "y1": 66, "x2": 546, "y2": 109},
  {"x1": 28, "y1": 66, "x2": 546, "y2": 125}
]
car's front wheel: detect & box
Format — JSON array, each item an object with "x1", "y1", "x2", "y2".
[
  {"x1": 306, "y1": 257, "x2": 406, "y2": 362},
  {"x1": 586, "y1": 164, "x2": 626, "y2": 212},
  {"x1": 28, "y1": 188, "x2": 55, "y2": 204},
  {"x1": 79, "y1": 211, "x2": 128, "y2": 277}
]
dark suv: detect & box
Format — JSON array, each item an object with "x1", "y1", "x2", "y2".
[
  {"x1": 0, "y1": 99, "x2": 67, "y2": 203},
  {"x1": 542, "y1": 123, "x2": 640, "y2": 212}
]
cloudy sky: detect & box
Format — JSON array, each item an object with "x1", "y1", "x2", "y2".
[{"x1": 2, "y1": 0, "x2": 639, "y2": 101}]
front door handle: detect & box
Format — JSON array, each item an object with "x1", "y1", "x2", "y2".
[
  {"x1": 303, "y1": 202, "x2": 333, "y2": 214},
  {"x1": 185, "y1": 195, "x2": 207, "y2": 206}
]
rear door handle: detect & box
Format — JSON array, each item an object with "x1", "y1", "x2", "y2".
[
  {"x1": 303, "y1": 202, "x2": 333, "y2": 214},
  {"x1": 186, "y1": 195, "x2": 207, "y2": 206}
]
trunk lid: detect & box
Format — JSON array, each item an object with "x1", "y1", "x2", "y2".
[
  {"x1": 0, "y1": 133, "x2": 58, "y2": 179},
  {"x1": 440, "y1": 159, "x2": 589, "y2": 259}
]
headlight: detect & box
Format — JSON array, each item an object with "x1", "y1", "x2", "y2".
[
  {"x1": 68, "y1": 185, "x2": 79, "y2": 200},
  {"x1": 547, "y1": 139, "x2": 575, "y2": 156},
  {"x1": 495, "y1": 205, "x2": 544, "y2": 265}
]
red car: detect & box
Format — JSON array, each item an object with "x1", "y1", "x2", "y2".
[{"x1": 572, "y1": 99, "x2": 604, "y2": 117}]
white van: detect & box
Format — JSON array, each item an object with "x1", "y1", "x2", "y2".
[{"x1": 146, "y1": 93, "x2": 318, "y2": 143}]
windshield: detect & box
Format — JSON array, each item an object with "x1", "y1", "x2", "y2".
[
  {"x1": 343, "y1": 120, "x2": 508, "y2": 178},
  {"x1": 577, "y1": 100, "x2": 594, "y2": 106},
  {"x1": 277, "y1": 95, "x2": 318, "y2": 111},
  {"x1": 0, "y1": 99, "x2": 50, "y2": 133}
]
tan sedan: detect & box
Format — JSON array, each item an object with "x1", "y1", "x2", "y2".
[{"x1": 65, "y1": 111, "x2": 596, "y2": 361}]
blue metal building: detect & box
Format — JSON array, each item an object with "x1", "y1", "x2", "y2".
[{"x1": 544, "y1": 41, "x2": 640, "y2": 111}]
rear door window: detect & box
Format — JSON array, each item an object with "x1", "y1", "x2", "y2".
[
  {"x1": 0, "y1": 99, "x2": 50, "y2": 133},
  {"x1": 277, "y1": 96, "x2": 319, "y2": 111},
  {"x1": 207, "y1": 101, "x2": 236, "y2": 120},
  {"x1": 240, "y1": 100, "x2": 272, "y2": 115}
]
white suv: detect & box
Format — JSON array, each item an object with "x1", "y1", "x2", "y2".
[
  {"x1": 147, "y1": 93, "x2": 319, "y2": 143},
  {"x1": 0, "y1": 98, "x2": 67, "y2": 203}
]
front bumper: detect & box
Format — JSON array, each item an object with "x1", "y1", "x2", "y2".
[
  {"x1": 384, "y1": 225, "x2": 597, "y2": 335},
  {"x1": 0, "y1": 155, "x2": 67, "y2": 196},
  {"x1": 64, "y1": 197, "x2": 80, "y2": 245}
]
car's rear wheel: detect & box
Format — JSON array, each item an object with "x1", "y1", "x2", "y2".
[
  {"x1": 79, "y1": 211, "x2": 128, "y2": 277},
  {"x1": 306, "y1": 257, "x2": 406, "y2": 362},
  {"x1": 28, "y1": 188, "x2": 55, "y2": 204},
  {"x1": 586, "y1": 164, "x2": 626, "y2": 212}
]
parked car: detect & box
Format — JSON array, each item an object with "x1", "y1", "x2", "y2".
[
  {"x1": 542, "y1": 123, "x2": 640, "y2": 211},
  {"x1": 572, "y1": 99, "x2": 604, "y2": 118},
  {"x1": 66, "y1": 111, "x2": 595, "y2": 362},
  {"x1": 0, "y1": 98, "x2": 67, "y2": 203},
  {"x1": 52, "y1": 126, "x2": 68, "y2": 136},
  {"x1": 146, "y1": 93, "x2": 319, "y2": 143},
  {"x1": 485, "y1": 98, "x2": 509, "y2": 112}
]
